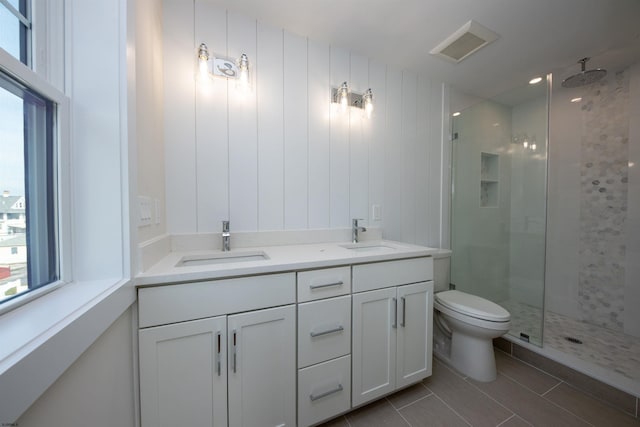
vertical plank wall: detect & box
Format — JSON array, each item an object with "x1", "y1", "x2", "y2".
[{"x1": 163, "y1": 0, "x2": 448, "y2": 247}]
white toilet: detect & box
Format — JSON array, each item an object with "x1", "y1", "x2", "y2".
[{"x1": 432, "y1": 250, "x2": 511, "y2": 382}]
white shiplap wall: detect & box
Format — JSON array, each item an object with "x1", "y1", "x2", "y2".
[{"x1": 163, "y1": 0, "x2": 449, "y2": 247}]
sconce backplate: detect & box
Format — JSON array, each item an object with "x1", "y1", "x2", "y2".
[{"x1": 213, "y1": 57, "x2": 239, "y2": 78}]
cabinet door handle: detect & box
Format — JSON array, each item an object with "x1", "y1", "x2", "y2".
[
  {"x1": 310, "y1": 325, "x2": 344, "y2": 337},
  {"x1": 392, "y1": 297, "x2": 397, "y2": 329},
  {"x1": 232, "y1": 329, "x2": 237, "y2": 374},
  {"x1": 400, "y1": 296, "x2": 406, "y2": 327},
  {"x1": 309, "y1": 280, "x2": 343, "y2": 290},
  {"x1": 216, "y1": 331, "x2": 222, "y2": 376},
  {"x1": 309, "y1": 383, "x2": 343, "y2": 401}
]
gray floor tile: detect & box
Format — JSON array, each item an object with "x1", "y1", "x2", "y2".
[
  {"x1": 346, "y1": 398, "x2": 410, "y2": 427},
  {"x1": 543, "y1": 383, "x2": 640, "y2": 427},
  {"x1": 423, "y1": 360, "x2": 513, "y2": 427},
  {"x1": 386, "y1": 383, "x2": 431, "y2": 409},
  {"x1": 316, "y1": 415, "x2": 349, "y2": 427},
  {"x1": 512, "y1": 344, "x2": 637, "y2": 415},
  {"x1": 398, "y1": 395, "x2": 470, "y2": 427},
  {"x1": 498, "y1": 415, "x2": 533, "y2": 427},
  {"x1": 470, "y1": 373, "x2": 591, "y2": 426},
  {"x1": 495, "y1": 350, "x2": 561, "y2": 395}
]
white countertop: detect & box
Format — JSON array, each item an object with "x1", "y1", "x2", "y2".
[{"x1": 136, "y1": 240, "x2": 447, "y2": 286}]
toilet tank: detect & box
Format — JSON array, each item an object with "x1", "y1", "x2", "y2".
[{"x1": 432, "y1": 249, "x2": 452, "y2": 292}]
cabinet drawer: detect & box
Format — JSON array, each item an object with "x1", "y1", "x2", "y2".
[
  {"x1": 298, "y1": 355, "x2": 351, "y2": 427},
  {"x1": 297, "y1": 266, "x2": 351, "y2": 302},
  {"x1": 138, "y1": 273, "x2": 295, "y2": 328},
  {"x1": 298, "y1": 296, "x2": 351, "y2": 368},
  {"x1": 352, "y1": 257, "x2": 433, "y2": 293}
]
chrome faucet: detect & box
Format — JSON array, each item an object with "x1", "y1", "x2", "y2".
[
  {"x1": 222, "y1": 220, "x2": 230, "y2": 251},
  {"x1": 352, "y1": 218, "x2": 367, "y2": 243}
]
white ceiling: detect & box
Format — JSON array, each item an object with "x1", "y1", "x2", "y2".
[{"x1": 209, "y1": 0, "x2": 640, "y2": 100}]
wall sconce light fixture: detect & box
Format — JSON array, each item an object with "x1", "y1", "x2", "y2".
[
  {"x1": 197, "y1": 42, "x2": 250, "y2": 88},
  {"x1": 363, "y1": 88, "x2": 374, "y2": 118},
  {"x1": 332, "y1": 82, "x2": 350, "y2": 112},
  {"x1": 237, "y1": 53, "x2": 250, "y2": 90},
  {"x1": 331, "y1": 82, "x2": 374, "y2": 117},
  {"x1": 198, "y1": 43, "x2": 210, "y2": 78}
]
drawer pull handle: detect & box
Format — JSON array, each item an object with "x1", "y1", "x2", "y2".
[
  {"x1": 310, "y1": 325, "x2": 344, "y2": 338},
  {"x1": 215, "y1": 331, "x2": 222, "y2": 376},
  {"x1": 232, "y1": 329, "x2": 237, "y2": 374},
  {"x1": 309, "y1": 281, "x2": 343, "y2": 290},
  {"x1": 392, "y1": 297, "x2": 397, "y2": 329},
  {"x1": 309, "y1": 383, "x2": 343, "y2": 401}
]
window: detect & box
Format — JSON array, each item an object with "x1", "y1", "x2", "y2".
[
  {"x1": 0, "y1": 0, "x2": 62, "y2": 306},
  {"x1": 0, "y1": 0, "x2": 29, "y2": 65}
]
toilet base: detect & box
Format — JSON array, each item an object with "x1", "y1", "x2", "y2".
[{"x1": 450, "y1": 332, "x2": 497, "y2": 382}]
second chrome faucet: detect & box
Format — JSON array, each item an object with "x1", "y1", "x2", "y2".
[
  {"x1": 222, "y1": 220, "x2": 230, "y2": 251},
  {"x1": 352, "y1": 218, "x2": 366, "y2": 243}
]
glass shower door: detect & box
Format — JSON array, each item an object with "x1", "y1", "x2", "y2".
[{"x1": 450, "y1": 77, "x2": 549, "y2": 346}]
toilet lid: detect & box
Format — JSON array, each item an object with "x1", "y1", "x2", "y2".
[{"x1": 435, "y1": 290, "x2": 510, "y2": 322}]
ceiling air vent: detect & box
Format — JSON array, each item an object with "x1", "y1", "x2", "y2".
[{"x1": 430, "y1": 20, "x2": 499, "y2": 63}]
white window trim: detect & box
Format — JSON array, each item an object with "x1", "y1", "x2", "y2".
[
  {"x1": 0, "y1": 1, "x2": 136, "y2": 422},
  {"x1": 0, "y1": 277, "x2": 135, "y2": 422},
  {"x1": 0, "y1": 46, "x2": 72, "y2": 316}
]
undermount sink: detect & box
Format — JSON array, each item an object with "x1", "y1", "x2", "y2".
[
  {"x1": 340, "y1": 243, "x2": 398, "y2": 253},
  {"x1": 176, "y1": 251, "x2": 269, "y2": 267}
]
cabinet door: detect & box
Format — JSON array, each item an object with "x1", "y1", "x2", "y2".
[
  {"x1": 352, "y1": 287, "x2": 397, "y2": 407},
  {"x1": 139, "y1": 316, "x2": 227, "y2": 427},
  {"x1": 228, "y1": 305, "x2": 296, "y2": 427},
  {"x1": 396, "y1": 281, "x2": 432, "y2": 388}
]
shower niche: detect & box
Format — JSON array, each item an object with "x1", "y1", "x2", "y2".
[{"x1": 480, "y1": 152, "x2": 499, "y2": 207}]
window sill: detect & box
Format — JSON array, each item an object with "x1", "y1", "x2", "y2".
[{"x1": 0, "y1": 278, "x2": 136, "y2": 422}]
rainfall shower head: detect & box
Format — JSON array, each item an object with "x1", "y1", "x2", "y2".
[{"x1": 561, "y1": 57, "x2": 607, "y2": 88}]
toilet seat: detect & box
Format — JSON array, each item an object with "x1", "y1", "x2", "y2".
[{"x1": 435, "y1": 290, "x2": 510, "y2": 322}]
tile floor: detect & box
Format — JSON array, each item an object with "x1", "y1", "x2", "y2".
[{"x1": 319, "y1": 351, "x2": 640, "y2": 427}]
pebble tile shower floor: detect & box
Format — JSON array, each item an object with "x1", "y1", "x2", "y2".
[
  {"x1": 319, "y1": 354, "x2": 639, "y2": 426},
  {"x1": 500, "y1": 300, "x2": 640, "y2": 383}
]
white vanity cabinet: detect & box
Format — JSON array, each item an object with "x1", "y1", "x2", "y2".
[
  {"x1": 296, "y1": 267, "x2": 352, "y2": 427},
  {"x1": 351, "y1": 258, "x2": 433, "y2": 407},
  {"x1": 139, "y1": 315, "x2": 228, "y2": 427},
  {"x1": 138, "y1": 273, "x2": 296, "y2": 427}
]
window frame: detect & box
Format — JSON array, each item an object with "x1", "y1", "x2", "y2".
[{"x1": 0, "y1": 41, "x2": 70, "y2": 315}]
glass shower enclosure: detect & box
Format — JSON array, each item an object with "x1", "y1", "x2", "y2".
[{"x1": 450, "y1": 76, "x2": 549, "y2": 346}]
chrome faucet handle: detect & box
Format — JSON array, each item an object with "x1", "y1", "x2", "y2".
[
  {"x1": 222, "y1": 220, "x2": 230, "y2": 251},
  {"x1": 352, "y1": 218, "x2": 367, "y2": 243},
  {"x1": 352, "y1": 218, "x2": 366, "y2": 230}
]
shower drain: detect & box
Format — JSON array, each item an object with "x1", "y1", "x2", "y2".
[{"x1": 565, "y1": 336, "x2": 583, "y2": 344}]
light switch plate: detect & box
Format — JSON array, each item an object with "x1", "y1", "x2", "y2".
[
  {"x1": 138, "y1": 196, "x2": 153, "y2": 227},
  {"x1": 372, "y1": 204, "x2": 381, "y2": 221}
]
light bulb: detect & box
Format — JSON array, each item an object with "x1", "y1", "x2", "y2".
[
  {"x1": 523, "y1": 141, "x2": 528, "y2": 148},
  {"x1": 338, "y1": 82, "x2": 349, "y2": 112},
  {"x1": 198, "y1": 43, "x2": 210, "y2": 79},
  {"x1": 237, "y1": 53, "x2": 250, "y2": 92},
  {"x1": 363, "y1": 88, "x2": 374, "y2": 118},
  {"x1": 531, "y1": 143, "x2": 537, "y2": 151}
]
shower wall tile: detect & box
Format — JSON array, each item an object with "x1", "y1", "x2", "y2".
[{"x1": 578, "y1": 69, "x2": 630, "y2": 331}]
